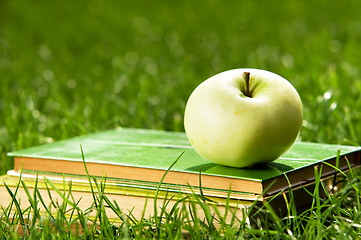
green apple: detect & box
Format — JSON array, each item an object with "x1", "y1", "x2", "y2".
[{"x1": 184, "y1": 68, "x2": 303, "y2": 168}]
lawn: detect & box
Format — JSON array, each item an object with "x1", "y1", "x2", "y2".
[{"x1": 1, "y1": 0, "x2": 361, "y2": 238}]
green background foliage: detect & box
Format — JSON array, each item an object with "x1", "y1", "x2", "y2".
[
  {"x1": 1, "y1": 1, "x2": 361, "y2": 238},
  {"x1": 1, "y1": 0, "x2": 361, "y2": 172}
]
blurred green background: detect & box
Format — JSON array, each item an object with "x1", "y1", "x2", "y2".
[{"x1": 1, "y1": 0, "x2": 361, "y2": 173}]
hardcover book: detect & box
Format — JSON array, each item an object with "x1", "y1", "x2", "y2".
[
  {"x1": 7, "y1": 127, "x2": 361, "y2": 197},
  {"x1": 0, "y1": 171, "x2": 246, "y2": 224},
  {"x1": 0, "y1": 170, "x2": 337, "y2": 225}
]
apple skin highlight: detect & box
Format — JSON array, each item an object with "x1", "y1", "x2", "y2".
[{"x1": 184, "y1": 68, "x2": 303, "y2": 168}]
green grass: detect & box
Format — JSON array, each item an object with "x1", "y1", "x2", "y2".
[
  {"x1": 1, "y1": 149, "x2": 361, "y2": 239},
  {"x1": 1, "y1": 0, "x2": 361, "y2": 238}
]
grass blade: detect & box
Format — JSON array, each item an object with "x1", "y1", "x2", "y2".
[{"x1": 154, "y1": 151, "x2": 184, "y2": 230}]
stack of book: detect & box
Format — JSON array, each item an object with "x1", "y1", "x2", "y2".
[{"x1": 3, "y1": 127, "x2": 361, "y2": 223}]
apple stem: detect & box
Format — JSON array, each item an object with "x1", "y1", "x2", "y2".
[{"x1": 243, "y1": 72, "x2": 251, "y2": 97}]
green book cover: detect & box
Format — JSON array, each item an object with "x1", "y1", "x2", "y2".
[{"x1": 7, "y1": 128, "x2": 361, "y2": 195}]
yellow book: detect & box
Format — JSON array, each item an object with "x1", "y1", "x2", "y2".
[{"x1": 0, "y1": 171, "x2": 250, "y2": 225}]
